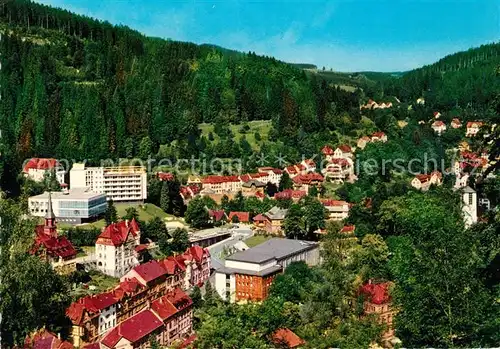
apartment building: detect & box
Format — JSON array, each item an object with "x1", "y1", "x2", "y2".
[
  {"x1": 70, "y1": 163, "x2": 147, "y2": 202},
  {"x1": 215, "y1": 239, "x2": 320, "y2": 303}
]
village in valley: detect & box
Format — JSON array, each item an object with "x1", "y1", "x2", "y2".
[
  {"x1": 0, "y1": 2, "x2": 499, "y2": 349},
  {"x1": 12, "y1": 94, "x2": 496, "y2": 349}
]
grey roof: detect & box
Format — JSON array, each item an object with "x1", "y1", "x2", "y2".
[
  {"x1": 226, "y1": 238, "x2": 318, "y2": 264},
  {"x1": 242, "y1": 179, "x2": 266, "y2": 188},
  {"x1": 31, "y1": 188, "x2": 105, "y2": 200},
  {"x1": 215, "y1": 264, "x2": 282, "y2": 277},
  {"x1": 463, "y1": 186, "x2": 476, "y2": 193},
  {"x1": 265, "y1": 206, "x2": 288, "y2": 220}
]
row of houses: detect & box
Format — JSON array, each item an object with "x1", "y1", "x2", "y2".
[
  {"x1": 67, "y1": 246, "x2": 209, "y2": 347},
  {"x1": 430, "y1": 119, "x2": 486, "y2": 136}
]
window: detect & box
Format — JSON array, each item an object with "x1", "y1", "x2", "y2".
[{"x1": 468, "y1": 193, "x2": 473, "y2": 205}]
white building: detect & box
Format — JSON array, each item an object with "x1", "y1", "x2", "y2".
[
  {"x1": 257, "y1": 168, "x2": 283, "y2": 186},
  {"x1": 95, "y1": 219, "x2": 141, "y2": 278},
  {"x1": 70, "y1": 163, "x2": 147, "y2": 202},
  {"x1": 322, "y1": 200, "x2": 350, "y2": 221},
  {"x1": 215, "y1": 239, "x2": 320, "y2": 303},
  {"x1": 28, "y1": 189, "x2": 107, "y2": 224},
  {"x1": 23, "y1": 158, "x2": 65, "y2": 185},
  {"x1": 462, "y1": 186, "x2": 477, "y2": 227}
]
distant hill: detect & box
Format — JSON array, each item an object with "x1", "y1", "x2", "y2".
[{"x1": 381, "y1": 42, "x2": 500, "y2": 109}]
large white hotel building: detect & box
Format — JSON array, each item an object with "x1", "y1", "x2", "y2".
[{"x1": 70, "y1": 163, "x2": 147, "y2": 202}]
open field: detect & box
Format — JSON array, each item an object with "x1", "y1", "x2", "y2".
[{"x1": 199, "y1": 120, "x2": 272, "y2": 150}]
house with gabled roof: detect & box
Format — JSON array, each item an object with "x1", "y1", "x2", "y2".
[
  {"x1": 371, "y1": 132, "x2": 387, "y2": 143},
  {"x1": 95, "y1": 219, "x2": 141, "y2": 278},
  {"x1": 30, "y1": 192, "x2": 77, "y2": 274},
  {"x1": 228, "y1": 211, "x2": 250, "y2": 223},
  {"x1": 22, "y1": 157, "x2": 66, "y2": 185},
  {"x1": 466, "y1": 121, "x2": 484, "y2": 137},
  {"x1": 431, "y1": 120, "x2": 446, "y2": 135},
  {"x1": 451, "y1": 118, "x2": 462, "y2": 129},
  {"x1": 100, "y1": 288, "x2": 193, "y2": 349},
  {"x1": 24, "y1": 329, "x2": 73, "y2": 349},
  {"x1": 322, "y1": 199, "x2": 350, "y2": 221},
  {"x1": 357, "y1": 136, "x2": 371, "y2": 150},
  {"x1": 411, "y1": 171, "x2": 442, "y2": 191}
]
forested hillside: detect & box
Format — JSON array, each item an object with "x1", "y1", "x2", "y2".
[
  {"x1": 0, "y1": 0, "x2": 360, "y2": 186},
  {"x1": 379, "y1": 43, "x2": 500, "y2": 109},
  {"x1": 0, "y1": 0, "x2": 498, "y2": 195}
]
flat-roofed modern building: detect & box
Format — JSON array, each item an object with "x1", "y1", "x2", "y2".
[
  {"x1": 215, "y1": 238, "x2": 320, "y2": 303},
  {"x1": 28, "y1": 189, "x2": 107, "y2": 224},
  {"x1": 70, "y1": 163, "x2": 147, "y2": 202}
]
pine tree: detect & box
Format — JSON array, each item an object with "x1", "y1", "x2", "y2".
[
  {"x1": 160, "y1": 181, "x2": 170, "y2": 213},
  {"x1": 104, "y1": 199, "x2": 117, "y2": 226}
]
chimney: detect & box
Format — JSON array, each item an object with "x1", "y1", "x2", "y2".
[
  {"x1": 368, "y1": 279, "x2": 372, "y2": 285},
  {"x1": 125, "y1": 219, "x2": 129, "y2": 227},
  {"x1": 57, "y1": 333, "x2": 61, "y2": 340}
]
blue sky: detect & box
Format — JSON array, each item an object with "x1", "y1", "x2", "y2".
[{"x1": 36, "y1": 0, "x2": 499, "y2": 72}]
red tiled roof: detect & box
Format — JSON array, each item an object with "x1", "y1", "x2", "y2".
[
  {"x1": 228, "y1": 211, "x2": 250, "y2": 223},
  {"x1": 96, "y1": 219, "x2": 140, "y2": 247},
  {"x1": 239, "y1": 174, "x2": 251, "y2": 183},
  {"x1": 272, "y1": 328, "x2": 305, "y2": 348},
  {"x1": 157, "y1": 172, "x2": 174, "y2": 181},
  {"x1": 167, "y1": 288, "x2": 193, "y2": 310},
  {"x1": 208, "y1": 209, "x2": 226, "y2": 222},
  {"x1": 340, "y1": 225, "x2": 355, "y2": 233},
  {"x1": 272, "y1": 168, "x2": 283, "y2": 174},
  {"x1": 466, "y1": 121, "x2": 483, "y2": 128},
  {"x1": 25, "y1": 329, "x2": 73, "y2": 349},
  {"x1": 337, "y1": 144, "x2": 352, "y2": 153},
  {"x1": 32, "y1": 226, "x2": 77, "y2": 260},
  {"x1": 253, "y1": 213, "x2": 267, "y2": 222},
  {"x1": 432, "y1": 120, "x2": 445, "y2": 127},
  {"x1": 159, "y1": 256, "x2": 183, "y2": 274},
  {"x1": 452, "y1": 118, "x2": 461, "y2": 124},
  {"x1": 372, "y1": 131, "x2": 386, "y2": 138},
  {"x1": 115, "y1": 278, "x2": 143, "y2": 296},
  {"x1": 131, "y1": 260, "x2": 167, "y2": 284},
  {"x1": 66, "y1": 291, "x2": 119, "y2": 324},
  {"x1": 23, "y1": 158, "x2": 60, "y2": 173},
  {"x1": 101, "y1": 310, "x2": 163, "y2": 348},
  {"x1": 201, "y1": 175, "x2": 240, "y2": 184},
  {"x1": 321, "y1": 145, "x2": 334, "y2": 155},
  {"x1": 327, "y1": 158, "x2": 350, "y2": 167},
  {"x1": 187, "y1": 245, "x2": 208, "y2": 264},
  {"x1": 286, "y1": 165, "x2": 298, "y2": 174},
  {"x1": 151, "y1": 295, "x2": 179, "y2": 321},
  {"x1": 359, "y1": 281, "x2": 391, "y2": 305},
  {"x1": 292, "y1": 173, "x2": 324, "y2": 185},
  {"x1": 321, "y1": 199, "x2": 348, "y2": 207},
  {"x1": 274, "y1": 189, "x2": 307, "y2": 200},
  {"x1": 134, "y1": 244, "x2": 148, "y2": 253},
  {"x1": 433, "y1": 111, "x2": 440, "y2": 117}
]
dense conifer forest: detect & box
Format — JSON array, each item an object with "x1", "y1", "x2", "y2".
[{"x1": 0, "y1": 0, "x2": 498, "y2": 193}]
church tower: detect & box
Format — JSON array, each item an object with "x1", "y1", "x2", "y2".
[
  {"x1": 44, "y1": 191, "x2": 57, "y2": 237},
  {"x1": 462, "y1": 186, "x2": 477, "y2": 227}
]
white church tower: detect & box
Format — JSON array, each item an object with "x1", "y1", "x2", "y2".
[{"x1": 462, "y1": 186, "x2": 477, "y2": 227}]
